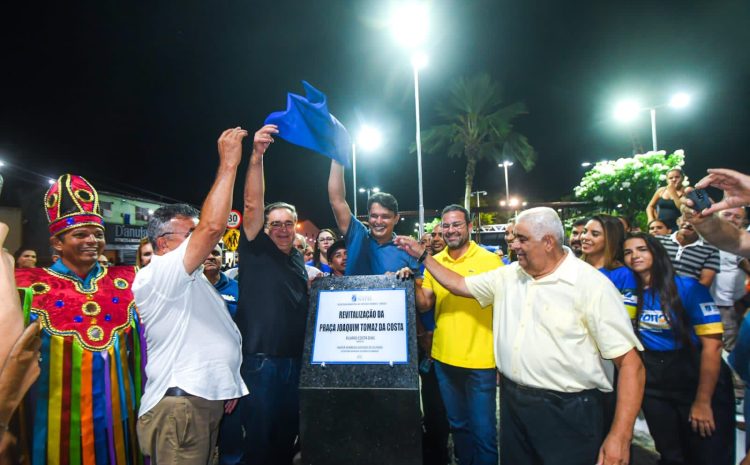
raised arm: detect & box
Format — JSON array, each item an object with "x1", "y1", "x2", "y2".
[
  {"x1": 242, "y1": 125, "x2": 277, "y2": 241},
  {"x1": 394, "y1": 235, "x2": 472, "y2": 298},
  {"x1": 328, "y1": 160, "x2": 352, "y2": 235},
  {"x1": 183, "y1": 127, "x2": 248, "y2": 274}
]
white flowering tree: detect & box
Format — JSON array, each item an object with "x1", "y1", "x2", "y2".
[{"x1": 574, "y1": 150, "x2": 687, "y2": 226}]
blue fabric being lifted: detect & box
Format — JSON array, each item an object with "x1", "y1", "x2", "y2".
[{"x1": 264, "y1": 81, "x2": 351, "y2": 167}]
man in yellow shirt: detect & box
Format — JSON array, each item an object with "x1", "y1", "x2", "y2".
[{"x1": 416, "y1": 205, "x2": 502, "y2": 465}]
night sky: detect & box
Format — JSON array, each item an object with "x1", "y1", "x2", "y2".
[{"x1": 2, "y1": 0, "x2": 749, "y2": 229}]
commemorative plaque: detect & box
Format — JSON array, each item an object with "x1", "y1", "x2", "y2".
[{"x1": 299, "y1": 275, "x2": 421, "y2": 465}]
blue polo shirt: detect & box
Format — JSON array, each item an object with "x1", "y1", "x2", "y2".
[
  {"x1": 50, "y1": 260, "x2": 103, "y2": 291},
  {"x1": 344, "y1": 214, "x2": 420, "y2": 276},
  {"x1": 213, "y1": 271, "x2": 239, "y2": 317}
]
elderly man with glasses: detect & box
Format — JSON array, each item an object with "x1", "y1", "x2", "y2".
[
  {"x1": 133, "y1": 127, "x2": 251, "y2": 464},
  {"x1": 233, "y1": 124, "x2": 310, "y2": 465}
]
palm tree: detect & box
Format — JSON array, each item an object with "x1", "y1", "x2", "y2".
[{"x1": 417, "y1": 74, "x2": 537, "y2": 209}]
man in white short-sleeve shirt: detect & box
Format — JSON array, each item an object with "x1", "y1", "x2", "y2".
[
  {"x1": 395, "y1": 207, "x2": 645, "y2": 465},
  {"x1": 133, "y1": 127, "x2": 253, "y2": 465}
]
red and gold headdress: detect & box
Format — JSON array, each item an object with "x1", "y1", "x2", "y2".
[{"x1": 44, "y1": 174, "x2": 104, "y2": 236}]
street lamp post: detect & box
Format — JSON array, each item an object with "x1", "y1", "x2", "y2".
[
  {"x1": 413, "y1": 53, "x2": 427, "y2": 238},
  {"x1": 390, "y1": 3, "x2": 429, "y2": 237},
  {"x1": 614, "y1": 93, "x2": 691, "y2": 152},
  {"x1": 358, "y1": 186, "x2": 380, "y2": 202},
  {"x1": 471, "y1": 190, "x2": 487, "y2": 243},
  {"x1": 498, "y1": 161, "x2": 513, "y2": 205}
]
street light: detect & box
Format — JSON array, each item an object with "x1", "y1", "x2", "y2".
[
  {"x1": 390, "y1": 3, "x2": 428, "y2": 237},
  {"x1": 470, "y1": 190, "x2": 487, "y2": 243},
  {"x1": 614, "y1": 93, "x2": 691, "y2": 152},
  {"x1": 498, "y1": 161, "x2": 514, "y2": 205},
  {"x1": 581, "y1": 162, "x2": 592, "y2": 167},
  {"x1": 352, "y1": 126, "x2": 383, "y2": 217},
  {"x1": 358, "y1": 186, "x2": 380, "y2": 202}
]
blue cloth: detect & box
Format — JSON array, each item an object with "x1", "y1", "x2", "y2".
[
  {"x1": 637, "y1": 276, "x2": 722, "y2": 351},
  {"x1": 344, "y1": 214, "x2": 420, "y2": 276},
  {"x1": 419, "y1": 309, "x2": 437, "y2": 331},
  {"x1": 599, "y1": 265, "x2": 638, "y2": 317},
  {"x1": 264, "y1": 81, "x2": 352, "y2": 167},
  {"x1": 434, "y1": 360, "x2": 498, "y2": 465},
  {"x1": 238, "y1": 355, "x2": 301, "y2": 465},
  {"x1": 213, "y1": 272, "x2": 239, "y2": 317},
  {"x1": 49, "y1": 260, "x2": 102, "y2": 291}
]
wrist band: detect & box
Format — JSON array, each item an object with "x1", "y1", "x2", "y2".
[{"x1": 417, "y1": 248, "x2": 429, "y2": 264}]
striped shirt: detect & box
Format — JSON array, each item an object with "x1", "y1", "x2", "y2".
[{"x1": 656, "y1": 233, "x2": 720, "y2": 280}]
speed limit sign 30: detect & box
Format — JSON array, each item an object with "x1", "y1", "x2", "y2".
[{"x1": 227, "y1": 209, "x2": 242, "y2": 229}]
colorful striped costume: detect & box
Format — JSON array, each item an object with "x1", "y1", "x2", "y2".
[{"x1": 16, "y1": 265, "x2": 146, "y2": 465}]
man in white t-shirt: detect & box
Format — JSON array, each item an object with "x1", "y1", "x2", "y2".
[{"x1": 133, "y1": 127, "x2": 256, "y2": 464}]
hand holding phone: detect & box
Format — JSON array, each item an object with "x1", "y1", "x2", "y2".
[{"x1": 686, "y1": 188, "x2": 712, "y2": 212}]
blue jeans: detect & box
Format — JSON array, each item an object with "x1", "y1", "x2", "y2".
[
  {"x1": 433, "y1": 360, "x2": 498, "y2": 465},
  {"x1": 237, "y1": 354, "x2": 301, "y2": 465}
]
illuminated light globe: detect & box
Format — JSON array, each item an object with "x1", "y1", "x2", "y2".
[
  {"x1": 669, "y1": 92, "x2": 691, "y2": 109},
  {"x1": 614, "y1": 100, "x2": 641, "y2": 122},
  {"x1": 390, "y1": 3, "x2": 429, "y2": 47},
  {"x1": 357, "y1": 126, "x2": 383, "y2": 152}
]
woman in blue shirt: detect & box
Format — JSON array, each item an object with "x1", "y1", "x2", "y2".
[{"x1": 624, "y1": 232, "x2": 734, "y2": 465}]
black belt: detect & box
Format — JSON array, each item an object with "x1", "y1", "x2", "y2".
[
  {"x1": 503, "y1": 377, "x2": 601, "y2": 400},
  {"x1": 164, "y1": 387, "x2": 193, "y2": 397}
]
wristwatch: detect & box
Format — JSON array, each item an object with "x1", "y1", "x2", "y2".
[{"x1": 417, "y1": 248, "x2": 429, "y2": 264}]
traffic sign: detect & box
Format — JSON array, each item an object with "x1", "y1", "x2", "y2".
[{"x1": 227, "y1": 209, "x2": 242, "y2": 229}]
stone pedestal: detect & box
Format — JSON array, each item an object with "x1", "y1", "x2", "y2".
[{"x1": 299, "y1": 275, "x2": 421, "y2": 465}]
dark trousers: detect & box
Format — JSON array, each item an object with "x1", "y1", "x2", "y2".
[
  {"x1": 500, "y1": 378, "x2": 605, "y2": 465},
  {"x1": 419, "y1": 355, "x2": 450, "y2": 465},
  {"x1": 237, "y1": 354, "x2": 301, "y2": 465},
  {"x1": 217, "y1": 394, "x2": 245, "y2": 465},
  {"x1": 642, "y1": 363, "x2": 735, "y2": 465}
]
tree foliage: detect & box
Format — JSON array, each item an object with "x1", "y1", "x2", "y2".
[
  {"x1": 416, "y1": 74, "x2": 537, "y2": 209},
  {"x1": 574, "y1": 150, "x2": 687, "y2": 224}
]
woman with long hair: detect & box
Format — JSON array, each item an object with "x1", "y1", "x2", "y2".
[
  {"x1": 581, "y1": 215, "x2": 637, "y2": 317},
  {"x1": 308, "y1": 229, "x2": 337, "y2": 273},
  {"x1": 623, "y1": 233, "x2": 734, "y2": 465},
  {"x1": 647, "y1": 167, "x2": 687, "y2": 232}
]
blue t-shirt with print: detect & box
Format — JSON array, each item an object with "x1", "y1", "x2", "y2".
[
  {"x1": 600, "y1": 265, "x2": 638, "y2": 319},
  {"x1": 637, "y1": 276, "x2": 723, "y2": 351}
]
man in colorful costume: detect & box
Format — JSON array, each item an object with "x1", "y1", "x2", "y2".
[{"x1": 15, "y1": 174, "x2": 145, "y2": 465}]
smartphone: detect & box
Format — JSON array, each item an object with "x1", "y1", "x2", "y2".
[{"x1": 686, "y1": 188, "x2": 712, "y2": 212}]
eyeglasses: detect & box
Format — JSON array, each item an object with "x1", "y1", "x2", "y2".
[
  {"x1": 441, "y1": 221, "x2": 465, "y2": 230},
  {"x1": 158, "y1": 229, "x2": 193, "y2": 239},
  {"x1": 267, "y1": 221, "x2": 295, "y2": 231}
]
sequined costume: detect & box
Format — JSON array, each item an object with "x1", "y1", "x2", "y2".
[
  {"x1": 16, "y1": 265, "x2": 145, "y2": 465},
  {"x1": 14, "y1": 173, "x2": 146, "y2": 465}
]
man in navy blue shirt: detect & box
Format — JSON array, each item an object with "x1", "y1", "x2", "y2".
[
  {"x1": 203, "y1": 244, "x2": 239, "y2": 317},
  {"x1": 328, "y1": 159, "x2": 419, "y2": 275}
]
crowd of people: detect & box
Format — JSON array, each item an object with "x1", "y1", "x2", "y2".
[{"x1": 2, "y1": 121, "x2": 750, "y2": 465}]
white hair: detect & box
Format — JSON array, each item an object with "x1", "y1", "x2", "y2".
[{"x1": 516, "y1": 207, "x2": 564, "y2": 247}]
